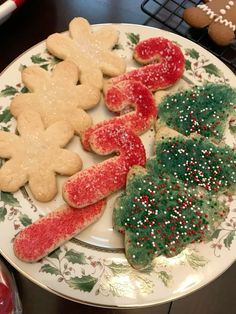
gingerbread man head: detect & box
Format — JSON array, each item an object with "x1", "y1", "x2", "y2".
[{"x1": 184, "y1": 0, "x2": 236, "y2": 46}]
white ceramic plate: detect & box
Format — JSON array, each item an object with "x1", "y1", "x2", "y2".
[{"x1": 0, "y1": 23, "x2": 235, "y2": 308}]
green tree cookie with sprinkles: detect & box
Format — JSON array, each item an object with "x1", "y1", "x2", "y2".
[
  {"x1": 113, "y1": 166, "x2": 228, "y2": 270},
  {"x1": 148, "y1": 132, "x2": 236, "y2": 195},
  {"x1": 157, "y1": 83, "x2": 236, "y2": 143}
]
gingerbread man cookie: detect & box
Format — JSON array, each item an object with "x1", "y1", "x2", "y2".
[
  {"x1": 184, "y1": 0, "x2": 236, "y2": 45},
  {"x1": 46, "y1": 17, "x2": 126, "y2": 89},
  {"x1": 10, "y1": 61, "x2": 100, "y2": 136},
  {"x1": 0, "y1": 110, "x2": 82, "y2": 202}
]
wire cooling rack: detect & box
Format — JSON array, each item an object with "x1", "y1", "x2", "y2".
[{"x1": 141, "y1": 0, "x2": 236, "y2": 73}]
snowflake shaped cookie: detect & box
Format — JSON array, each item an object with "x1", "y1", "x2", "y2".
[
  {"x1": 10, "y1": 60, "x2": 100, "y2": 136},
  {"x1": 46, "y1": 17, "x2": 126, "y2": 89},
  {"x1": 0, "y1": 110, "x2": 82, "y2": 202}
]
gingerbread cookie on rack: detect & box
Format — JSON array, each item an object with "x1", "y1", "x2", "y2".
[
  {"x1": 46, "y1": 17, "x2": 126, "y2": 89},
  {"x1": 183, "y1": 0, "x2": 236, "y2": 46},
  {"x1": 10, "y1": 61, "x2": 100, "y2": 136},
  {"x1": 0, "y1": 110, "x2": 82, "y2": 202}
]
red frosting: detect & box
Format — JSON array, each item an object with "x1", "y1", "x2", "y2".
[
  {"x1": 109, "y1": 37, "x2": 185, "y2": 91},
  {"x1": 64, "y1": 124, "x2": 146, "y2": 208},
  {"x1": 82, "y1": 80, "x2": 157, "y2": 151},
  {"x1": 13, "y1": 199, "x2": 106, "y2": 262}
]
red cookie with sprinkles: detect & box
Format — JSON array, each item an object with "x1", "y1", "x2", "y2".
[
  {"x1": 107, "y1": 37, "x2": 185, "y2": 92},
  {"x1": 63, "y1": 124, "x2": 146, "y2": 208}
]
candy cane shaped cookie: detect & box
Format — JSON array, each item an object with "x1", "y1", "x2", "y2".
[
  {"x1": 63, "y1": 124, "x2": 146, "y2": 208},
  {"x1": 13, "y1": 199, "x2": 106, "y2": 262},
  {"x1": 81, "y1": 80, "x2": 157, "y2": 151},
  {"x1": 108, "y1": 37, "x2": 185, "y2": 92}
]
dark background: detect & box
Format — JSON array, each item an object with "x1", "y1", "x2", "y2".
[{"x1": 0, "y1": 0, "x2": 235, "y2": 313}]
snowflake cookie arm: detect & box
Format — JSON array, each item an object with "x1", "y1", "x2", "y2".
[
  {"x1": 0, "y1": 159, "x2": 28, "y2": 192},
  {"x1": 16, "y1": 109, "x2": 44, "y2": 135},
  {"x1": 51, "y1": 59, "x2": 79, "y2": 84},
  {"x1": 10, "y1": 93, "x2": 38, "y2": 118},
  {"x1": 0, "y1": 131, "x2": 27, "y2": 192},
  {"x1": 69, "y1": 17, "x2": 119, "y2": 50},
  {"x1": 22, "y1": 65, "x2": 50, "y2": 92},
  {"x1": 28, "y1": 169, "x2": 57, "y2": 202},
  {"x1": 0, "y1": 132, "x2": 19, "y2": 158}
]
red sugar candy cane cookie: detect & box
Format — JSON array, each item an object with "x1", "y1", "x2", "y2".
[
  {"x1": 81, "y1": 80, "x2": 157, "y2": 151},
  {"x1": 13, "y1": 199, "x2": 106, "y2": 262},
  {"x1": 108, "y1": 37, "x2": 185, "y2": 92},
  {"x1": 63, "y1": 124, "x2": 146, "y2": 208}
]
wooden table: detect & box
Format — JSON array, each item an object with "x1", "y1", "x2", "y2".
[{"x1": 0, "y1": 0, "x2": 235, "y2": 313}]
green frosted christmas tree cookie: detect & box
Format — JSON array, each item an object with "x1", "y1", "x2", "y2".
[
  {"x1": 157, "y1": 83, "x2": 236, "y2": 143},
  {"x1": 148, "y1": 134, "x2": 236, "y2": 194},
  {"x1": 113, "y1": 166, "x2": 228, "y2": 270}
]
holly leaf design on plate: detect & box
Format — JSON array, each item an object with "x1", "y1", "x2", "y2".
[
  {"x1": 223, "y1": 230, "x2": 235, "y2": 249},
  {"x1": 0, "y1": 207, "x2": 7, "y2": 222},
  {"x1": 40, "y1": 264, "x2": 61, "y2": 276},
  {"x1": 112, "y1": 43, "x2": 124, "y2": 50},
  {"x1": 65, "y1": 249, "x2": 87, "y2": 265},
  {"x1": 31, "y1": 53, "x2": 47, "y2": 64},
  {"x1": 0, "y1": 86, "x2": 18, "y2": 97},
  {"x1": 157, "y1": 271, "x2": 172, "y2": 287},
  {"x1": 67, "y1": 275, "x2": 98, "y2": 292},
  {"x1": 20, "y1": 86, "x2": 29, "y2": 94},
  {"x1": 19, "y1": 213, "x2": 32, "y2": 227},
  {"x1": 40, "y1": 64, "x2": 49, "y2": 71},
  {"x1": 202, "y1": 64, "x2": 223, "y2": 78},
  {"x1": 211, "y1": 228, "x2": 222, "y2": 240},
  {"x1": 0, "y1": 191, "x2": 19, "y2": 206},
  {"x1": 126, "y1": 32, "x2": 140, "y2": 45},
  {"x1": 186, "y1": 48, "x2": 199, "y2": 60},
  {"x1": 0, "y1": 108, "x2": 13, "y2": 123},
  {"x1": 185, "y1": 252, "x2": 208, "y2": 270},
  {"x1": 108, "y1": 262, "x2": 131, "y2": 275},
  {"x1": 48, "y1": 248, "x2": 62, "y2": 260},
  {"x1": 185, "y1": 59, "x2": 192, "y2": 71}
]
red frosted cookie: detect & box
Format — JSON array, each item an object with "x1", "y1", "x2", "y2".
[
  {"x1": 63, "y1": 124, "x2": 146, "y2": 208},
  {"x1": 81, "y1": 80, "x2": 157, "y2": 151},
  {"x1": 108, "y1": 37, "x2": 185, "y2": 92},
  {"x1": 13, "y1": 199, "x2": 106, "y2": 262}
]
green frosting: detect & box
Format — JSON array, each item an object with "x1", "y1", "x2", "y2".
[
  {"x1": 148, "y1": 136, "x2": 236, "y2": 193},
  {"x1": 158, "y1": 83, "x2": 236, "y2": 142},
  {"x1": 114, "y1": 136, "x2": 235, "y2": 269},
  {"x1": 114, "y1": 171, "x2": 227, "y2": 270}
]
